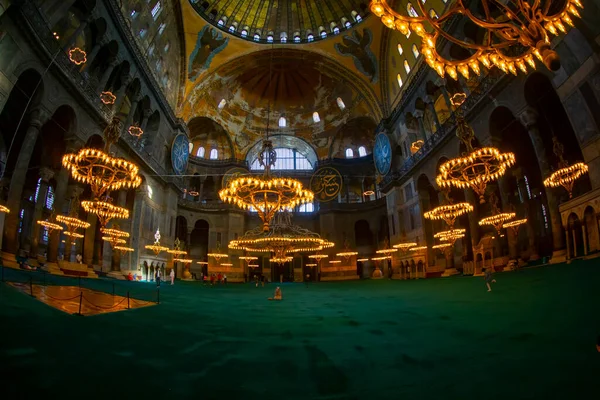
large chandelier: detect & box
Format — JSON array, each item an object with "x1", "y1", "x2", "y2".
[
  {"x1": 370, "y1": 0, "x2": 582, "y2": 77},
  {"x1": 56, "y1": 197, "x2": 91, "y2": 239},
  {"x1": 375, "y1": 238, "x2": 398, "y2": 256},
  {"x1": 503, "y1": 218, "x2": 528, "y2": 234},
  {"x1": 336, "y1": 239, "x2": 358, "y2": 261},
  {"x1": 62, "y1": 117, "x2": 141, "y2": 225},
  {"x1": 436, "y1": 93, "x2": 515, "y2": 203},
  {"x1": 101, "y1": 225, "x2": 129, "y2": 248},
  {"x1": 434, "y1": 228, "x2": 466, "y2": 245},
  {"x1": 543, "y1": 136, "x2": 588, "y2": 199},
  {"x1": 479, "y1": 193, "x2": 515, "y2": 234},
  {"x1": 219, "y1": 140, "x2": 313, "y2": 231},
  {"x1": 229, "y1": 211, "x2": 325, "y2": 259},
  {"x1": 168, "y1": 238, "x2": 188, "y2": 257},
  {"x1": 424, "y1": 193, "x2": 473, "y2": 228},
  {"x1": 208, "y1": 242, "x2": 228, "y2": 262},
  {"x1": 145, "y1": 228, "x2": 169, "y2": 255},
  {"x1": 393, "y1": 242, "x2": 417, "y2": 252}
]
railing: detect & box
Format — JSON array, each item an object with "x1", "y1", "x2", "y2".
[
  {"x1": 177, "y1": 199, "x2": 235, "y2": 211},
  {"x1": 189, "y1": 157, "x2": 249, "y2": 169},
  {"x1": 380, "y1": 70, "x2": 512, "y2": 191},
  {"x1": 318, "y1": 197, "x2": 386, "y2": 212}
]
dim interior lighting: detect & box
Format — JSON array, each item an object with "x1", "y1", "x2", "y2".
[
  {"x1": 248, "y1": 264, "x2": 259, "y2": 268},
  {"x1": 188, "y1": 190, "x2": 199, "y2": 197},
  {"x1": 114, "y1": 245, "x2": 134, "y2": 254},
  {"x1": 503, "y1": 218, "x2": 528, "y2": 231},
  {"x1": 81, "y1": 200, "x2": 129, "y2": 227},
  {"x1": 167, "y1": 238, "x2": 187, "y2": 256},
  {"x1": 410, "y1": 246, "x2": 428, "y2": 252},
  {"x1": 424, "y1": 203, "x2": 473, "y2": 227},
  {"x1": 219, "y1": 263, "x2": 233, "y2": 267},
  {"x1": 0, "y1": 205, "x2": 9, "y2": 213},
  {"x1": 270, "y1": 256, "x2": 293, "y2": 264},
  {"x1": 432, "y1": 243, "x2": 452, "y2": 250},
  {"x1": 219, "y1": 140, "x2": 314, "y2": 231},
  {"x1": 371, "y1": 256, "x2": 392, "y2": 261},
  {"x1": 197, "y1": 261, "x2": 209, "y2": 265},
  {"x1": 435, "y1": 94, "x2": 515, "y2": 204},
  {"x1": 174, "y1": 258, "x2": 193, "y2": 264},
  {"x1": 306, "y1": 263, "x2": 317, "y2": 267},
  {"x1": 102, "y1": 236, "x2": 126, "y2": 247},
  {"x1": 309, "y1": 254, "x2": 329, "y2": 261},
  {"x1": 478, "y1": 193, "x2": 515, "y2": 234},
  {"x1": 36, "y1": 220, "x2": 63, "y2": 232},
  {"x1": 434, "y1": 228, "x2": 466, "y2": 243},
  {"x1": 336, "y1": 240, "x2": 358, "y2": 260},
  {"x1": 370, "y1": 0, "x2": 582, "y2": 77}
]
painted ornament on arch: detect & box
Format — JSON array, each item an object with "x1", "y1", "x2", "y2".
[
  {"x1": 335, "y1": 28, "x2": 379, "y2": 83},
  {"x1": 188, "y1": 25, "x2": 229, "y2": 82}
]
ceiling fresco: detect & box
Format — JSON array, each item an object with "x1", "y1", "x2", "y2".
[{"x1": 179, "y1": 0, "x2": 386, "y2": 160}]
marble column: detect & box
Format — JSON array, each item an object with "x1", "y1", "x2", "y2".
[
  {"x1": 81, "y1": 37, "x2": 107, "y2": 73},
  {"x1": 97, "y1": 59, "x2": 119, "y2": 92},
  {"x1": 62, "y1": 16, "x2": 91, "y2": 51},
  {"x1": 122, "y1": 97, "x2": 140, "y2": 134},
  {"x1": 426, "y1": 100, "x2": 442, "y2": 132},
  {"x1": 3, "y1": 109, "x2": 47, "y2": 254},
  {"x1": 139, "y1": 109, "x2": 152, "y2": 132},
  {"x1": 565, "y1": 228, "x2": 571, "y2": 260},
  {"x1": 29, "y1": 167, "x2": 55, "y2": 257},
  {"x1": 440, "y1": 85, "x2": 453, "y2": 111},
  {"x1": 497, "y1": 177, "x2": 517, "y2": 259},
  {"x1": 83, "y1": 212, "x2": 96, "y2": 265},
  {"x1": 128, "y1": 190, "x2": 145, "y2": 273},
  {"x1": 519, "y1": 108, "x2": 565, "y2": 256},
  {"x1": 112, "y1": 76, "x2": 132, "y2": 115},
  {"x1": 582, "y1": 225, "x2": 588, "y2": 255},
  {"x1": 413, "y1": 110, "x2": 428, "y2": 140}
]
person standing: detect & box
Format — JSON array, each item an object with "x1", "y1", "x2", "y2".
[
  {"x1": 484, "y1": 268, "x2": 496, "y2": 292},
  {"x1": 223, "y1": 274, "x2": 227, "y2": 285},
  {"x1": 156, "y1": 268, "x2": 161, "y2": 288},
  {"x1": 170, "y1": 268, "x2": 175, "y2": 285}
]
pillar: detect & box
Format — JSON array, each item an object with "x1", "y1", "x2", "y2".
[
  {"x1": 97, "y1": 59, "x2": 119, "y2": 92},
  {"x1": 519, "y1": 108, "x2": 565, "y2": 256},
  {"x1": 82, "y1": 212, "x2": 96, "y2": 265},
  {"x1": 81, "y1": 37, "x2": 107, "y2": 73},
  {"x1": 122, "y1": 97, "x2": 140, "y2": 135},
  {"x1": 128, "y1": 190, "x2": 144, "y2": 272},
  {"x1": 3, "y1": 109, "x2": 47, "y2": 254},
  {"x1": 139, "y1": 108, "x2": 152, "y2": 132},
  {"x1": 565, "y1": 228, "x2": 571, "y2": 259},
  {"x1": 63, "y1": 16, "x2": 91, "y2": 51},
  {"x1": 440, "y1": 85, "x2": 453, "y2": 111},
  {"x1": 413, "y1": 110, "x2": 427, "y2": 140},
  {"x1": 112, "y1": 76, "x2": 132, "y2": 114},
  {"x1": 426, "y1": 100, "x2": 442, "y2": 132},
  {"x1": 497, "y1": 177, "x2": 517, "y2": 260},
  {"x1": 29, "y1": 167, "x2": 55, "y2": 257},
  {"x1": 582, "y1": 224, "x2": 588, "y2": 255},
  {"x1": 45, "y1": 0, "x2": 77, "y2": 27}
]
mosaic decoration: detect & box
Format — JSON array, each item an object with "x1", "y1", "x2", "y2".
[
  {"x1": 335, "y1": 29, "x2": 379, "y2": 83},
  {"x1": 188, "y1": 25, "x2": 229, "y2": 82},
  {"x1": 310, "y1": 167, "x2": 342, "y2": 202}
]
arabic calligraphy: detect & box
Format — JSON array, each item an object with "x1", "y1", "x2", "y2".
[
  {"x1": 310, "y1": 167, "x2": 342, "y2": 202},
  {"x1": 374, "y1": 133, "x2": 392, "y2": 176}
]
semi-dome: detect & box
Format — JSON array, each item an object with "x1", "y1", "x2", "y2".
[{"x1": 190, "y1": 0, "x2": 370, "y2": 44}]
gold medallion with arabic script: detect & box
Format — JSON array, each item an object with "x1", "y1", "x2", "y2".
[{"x1": 310, "y1": 167, "x2": 342, "y2": 202}]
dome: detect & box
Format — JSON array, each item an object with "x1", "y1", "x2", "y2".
[{"x1": 190, "y1": 0, "x2": 369, "y2": 44}]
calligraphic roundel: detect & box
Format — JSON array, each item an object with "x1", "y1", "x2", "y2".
[
  {"x1": 310, "y1": 167, "x2": 343, "y2": 202},
  {"x1": 171, "y1": 134, "x2": 190, "y2": 176},
  {"x1": 374, "y1": 133, "x2": 392, "y2": 176}
]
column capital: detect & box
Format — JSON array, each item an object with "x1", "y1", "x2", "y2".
[
  {"x1": 519, "y1": 107, "x2": 539, "y2": 129},
  {"x1": 413, "y1": 109, "x2": 424, "y2": 119},
  {"x1": 38, "y1": 166, "x2": 55, "y2": 182},
  {"x1": 27, "y1": 108, "x2": 48, "y2": 129},
  {"x1": 68, "y1": 184, "x2": 85, "y2": 199}
]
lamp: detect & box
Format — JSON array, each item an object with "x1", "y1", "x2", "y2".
[
  {"x1": 543, "y1": 136, "x2": 588, "y2": 199},
  {"x1": 145, "y1": 228, "x2": 169, "y2": 255}
]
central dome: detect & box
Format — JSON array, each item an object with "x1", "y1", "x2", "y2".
[{"x1": 190, "y1": 0, "x2": 369, "y2": 44}]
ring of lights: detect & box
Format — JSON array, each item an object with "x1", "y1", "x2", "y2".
[
  {"x1": 543, "y1": 162, "x2": 589, "y2": 198},
  {"x1": 434, "y1": 228, "x2": 466, "y2": 243},
  {"x1": 479, "y1": 212, "x2": 516, "y2": 234},
  {"x1": 37, "y1": 220, "x2": 63, "y2": 232},
  {"x1": 81, "y1": 201, "x2": 129, "y2": 227},
  {"x1": 219, "y1": 176, "x2": 314, "y2": 231},
  {"x1": 393, "y1": 242, "x2": 417, "y2": 251},
  {"x1": 370, "y1": 0, "x2": 583, "y2": 77},
  {"x1": 62, "y1": 149, "x2": 142, "y2": 199},
  {"x1": 114, "y1": 245, "x2": 134, "y2": 254},
  {"x1": 57, "y1": 215, "x2": 91, "y2": 230},
  {"x1": 63, "y1": 231, "x2": 84, "y2": 239},
  {"x1": 424, "y1": 203, "x2": 473, "y2": 227}
]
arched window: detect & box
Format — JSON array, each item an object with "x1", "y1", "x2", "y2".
[
  {"x1": 229, "y1": 25, "x2": 236, "y2": 33},
  {"x1": 307, "y1": 34, "x2": 314, "y2": 42},
  {"x1": 250, "y1": 148, "x2": 313, "y2": 171},
  {"x1": 397, "y1": 74, "x2": 403, "y2": 88},
  {"x1": 337, "y1": 97, "x2": 345, "y2": 110},
  {"x1": 358, "y1": 146, "x2": 367, "y2": 157},
  {"x1": 151, "y1": 1, "x2": 162, "y2": 20},
  {"x1": 130, "y1": 9, "x2": 139, "y2": 19},
  {"x1": 421, "y1": 0, "x2": 427, "y2": 3},
  {"x1": 188, "y1": 142, "x2": 193, "y2": 153},
  {"x1": 333, "y1": 26, "x2": 340, "y2": 34},
  {"x1": 267, "y1": 34, "x2": 274, "y2": 43},
  {"x1": 46, "y1": 185, "x2": 54, "y2": 210},
  {"x1": 404, "y1": 60, "x2": 411, "y2": 74},
  {"x1": 253, "y1": 33, "x2": 260, "y2": 41},
  {"x1": 148, "y1": 44, "x2": 155, "y2": 56},
  {"x1": 158, "y1": 23, "x2": 167, "y2": 35},
  {"x1": 407, "y1": 3, "x2": 418, "y2": 17},
  {"x1": 345, "y1": 148, "x2": 354, "y2": 158},
  {"x1": 312, "y1": 112, "x2": 320, "y2": 123},
  {"x1": 320, "y1": 30, "x2": 327, "y2": 38},
  {"x1": 241, "y1": 29, "x2": 248, "y2": 37},
  {"x1": 412, "y1": 44, "x2": 420, "y2": 58},
  {"x1": 397, "y1": 44, "x2": 403, "y2": 55},
  {"x1": 299, "y1": 202, "x2": 315, "y2": 213},
  {"x1": 197, "y1": 147, "x2": 205, "y2": 158},
  {"x1": 429, "y1": 9, "x2": 438, "y2": 19},
  {"x1": 209, "y1": 149, "x2": 218, "y2": 159},
  {"x1": 294, "y1": 35, "x2": 301, "y2": 43},
  {"x1": 164, "y1": 42, "x2": 170, "y2": 52},
  {"x1": 218, "y1": 99, "x2": 226, "y2": 109},
  {"x1": 278, "y1": 117, "x2": 286, "y2": 128},
  {"x1": 139, "y1": 28, "x2": 148, "y2": 38}
]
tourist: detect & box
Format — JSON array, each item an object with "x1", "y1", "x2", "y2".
[
  {"x1": 155, "y1": 268, "x2": 161, "y2": 288},
  {"x1": 210, "y1": 273, "x2": 215, "y2": 286},
  {"x1": 223, "y1": 274, "x2": 227, "y2": 284},
  {"x1": 217, "y1": 272, "x2": 222, "y2": 284},
  {"x1": 254, "y1": 274, "x2": 259, "y2": 287},
  {"x1": 268, "y1": 286, "x2": 283, "y2": 301},
  {"x1": 76, "y1": 253, "x2": 83, "y2": 264},
  {"x1": 305, "y1": 273, "x2": 310, "y2": 287},
  {"x1": 170, "y1": 268, "x2": 175, "y2": 285},
  {"x1": 484, "y1": 268, "x2": 496, "y2": 292},
  {"x1": 280, "y1": 273, "x2": 283, "y2": 283},
  {"x1": 127, "y1": 272, "x2": 133, "y2": 281}
]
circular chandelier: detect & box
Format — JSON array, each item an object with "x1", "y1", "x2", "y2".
[
  {"x1": 308, "y1": 253, "x2": 329, "y2": 262},
  {"x1": 240, "y1": 256, "x2": 258, "y2": 263},
  {"x1": 336, "y1": 239, "x2": 358, "y2": 260},
  {"x1": 219, "y1": 140, "x2": 313, "y2": 231},
  {"x1": 270, "y1": 256, "x2": 293, "y2": 264},
  {"x1": 503, "y1": 218, "x2": 528, "y2": 233},
  {"x1": 145, "y1": 228, "x2": 169, "y2": 255},
  {"x1": 101, "y1": 226, "x2": 129, "y2": 240},
  {"x1": 434, "y1": 228, "x2": 466, "y2": 243},
  {"x1": 68, "y1": 47, "x2": 87, "y2": 65},
  {"x1": 57, "y1": 215, "x2": 91, "y2": 231},
  {"x1": 376, "y1": 238, "x2": 398, "y2": 256},
  {"x1": 424, "y1": 202, "x2": 473, "y2": 228},
  {"x1": 63, "y1": 231, "x2": 84, "y2": 239},
  {"x1": 432, "y1": 243, "x2": 453, "y2": 251},
  {"x1": 410, "y1": 246, "x2": 428, "y2": 252},
  {"x1": 37, "y1": 219, "x2": 63, "y2": 233},
  {"x1": 543, "y1": 136, "x2": 588, "y2": 199},
  {"x1": 0, "y1": 205, "x2": 9, "y2": 213},
  {"x1": 436, "y1": 94, "x2": 515, "y2": 204},
  {"x1": 393, "y1": 242, "x2": 417, "y2": 251},
  {"x1": 114, "y1": 245, "x2": 134, "y2": 254},
  {"x1": 81, "y1": 200, "x2": 129, "y2": 227},
  {"x1": 229, "y1": 211, "x2": 325, "y2": 259},
  {"x1": 168, "y1": 238, "x2": 188, "y2": 256},
  {"x1": 369, "y1": 0, "x2": 582, "y2": 77},
  {"x1": 208, "y1": 241, "x2": 228, "y2": 262},
  {"x1": 173, "y1": 258, "x2": 193, "y2": 264},
  {"x1": 102, "y1": 236, "x2": 127, "y2": 247},
  {"x1": 478, "y1": 193, "x2": 515, "y2": 234}
]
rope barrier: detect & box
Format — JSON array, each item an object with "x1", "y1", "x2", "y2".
[{"x1": 81, "y1": 294, "x2": 128, "y2": 310}]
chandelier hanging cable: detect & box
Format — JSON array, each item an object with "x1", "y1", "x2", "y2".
[
  {"x1": 436, "y1": 93, "x2": 515, "y2": 203},
  {"x1": 370, "y1": 0, "x2": 583, "y2": 77},
  {"x1": 218, "y1": 46, "x2": 313, "y2": 231},
  {"x1": 543, "y1": 136, "x2": 588, "y2": 199}
]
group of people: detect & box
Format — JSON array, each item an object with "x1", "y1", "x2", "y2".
[
  {"x1": 203, "y1": 273, "x2": 227, "y2": 285},
  {"x1": 154, "y1": 268, "x2": 176, "y2": 287}
]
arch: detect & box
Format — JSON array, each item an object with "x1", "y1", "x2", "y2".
[
  {"x1": 188, "y1": 116, "x2": 234, "y2": 159},
  {"x1": 175, "y1": 215, "x2": 188, "y2": 245},
  {"x1": 245, "y1": 135, "x2": 317, "y2": 167},
  {"x1": 190, "y1": 219, "x2": 209, "y2": 275},
  {"x1": 85, "y1": 134, "x2": 105, "y2": 149},
  {"x1": 354, "y1": 220, "x2": 373, "y2": 247},
  {"x1": 329, "y1": 117, "x2": 376, "y2": 158},
  {"x1": 88, "y1": 40, "x2": 119, "y2": 80},
  {"x1": 39, "y1": 105, "x2": 76, "y2": 170},
  {"x1": 583, "y1": 206, "x2": 598, "y2": 253}
]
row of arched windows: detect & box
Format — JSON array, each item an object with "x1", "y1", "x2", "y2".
[
  {"x1": 345, "y1": 146, "x2": 368, "y2": 159},
  {"x1": 188, "y1": 143, "x2": 218, "y2": 159}
]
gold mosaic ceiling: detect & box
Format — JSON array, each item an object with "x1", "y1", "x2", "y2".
[{"x1": 190, "y1": 0, "x2": 370, "y2": 43}]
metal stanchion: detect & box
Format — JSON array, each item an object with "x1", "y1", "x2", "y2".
[
  {"x1": 75, "y1": 292, "x2": 83, "y2": 316},
  {"x1": 29, "y1": 276, "x2": 34, "y2": 297},
  {"x1": 127, "y1": 291, "x2": 130, "y2": 309},
  {"x1": 157, "y1": 288, "x2": 160, "y2": 304}
]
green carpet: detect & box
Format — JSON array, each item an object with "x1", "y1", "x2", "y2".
[{"x1": 1, "y1": 261, "x2": 599, "y2": 400}]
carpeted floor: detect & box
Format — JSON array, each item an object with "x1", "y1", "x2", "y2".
[{"x1": 1, "y1": 261, "x2": 599, "y2": 400}]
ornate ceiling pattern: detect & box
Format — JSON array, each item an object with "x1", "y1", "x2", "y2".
[{"x1": 190, "y1": 0, "x2": 369, "y2": 44}]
